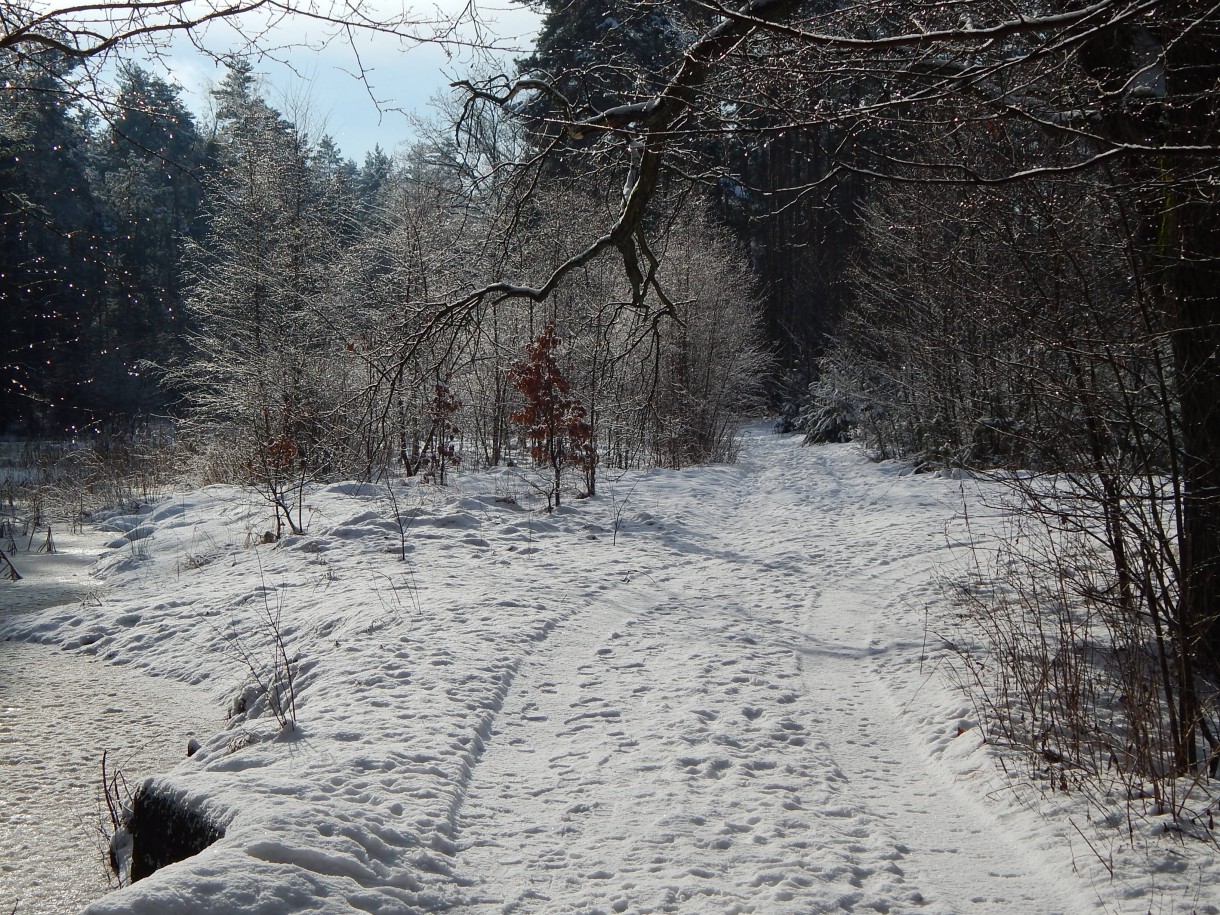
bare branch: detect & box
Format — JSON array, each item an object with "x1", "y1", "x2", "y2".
[
  {"x1": 690, "y1": 0, "x2": 1149, "y2": 53},
  {"x1": 1, "y1": 0, "x2": 478, "y2": 62}
]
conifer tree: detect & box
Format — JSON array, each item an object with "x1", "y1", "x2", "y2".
[{"x1": 0, "y1": 53, "x2": 108, "y2": 433}]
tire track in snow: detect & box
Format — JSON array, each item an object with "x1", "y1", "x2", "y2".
[
  {"x1": 736, "y1": 433, "x2": 1085, "y2": 913},
  {"x1": 440, "y1": 614, "x2": 563, "y2": 842},
  {"x1": 450, "y1": 573, "x2": 893, "y2": 913},
  {"x1": 447, "y1": 429, "x2": 1085, "y2": 913}
]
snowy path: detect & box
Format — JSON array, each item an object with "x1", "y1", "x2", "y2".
[
  {"x1": 448, "y1": 432, "x2": 1082, "y2": 913},
  {"x1": 4, "y1": 428, "x2": 1136, "y2": 915}
]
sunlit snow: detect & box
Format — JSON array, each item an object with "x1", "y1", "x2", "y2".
[{"x1": 3, "y1": 426, "x2": 1216, "y2": 914}]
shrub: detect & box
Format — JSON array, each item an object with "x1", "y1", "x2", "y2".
[{"x1": 508, "y1": 324, "x2": 596, "y2": 508}]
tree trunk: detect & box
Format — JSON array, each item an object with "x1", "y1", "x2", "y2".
[
  {"x1": 1160, "y1": 11, "x2": 1220, "y2": 681},
  {"x1": 1086, "y1": 12, "x2": 1220, "y2": 688},
  {"x1": 1168, "y1": 191, "x2": 1220, "y2": 681}
]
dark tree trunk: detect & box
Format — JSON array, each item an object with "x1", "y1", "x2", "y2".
[
  {"x1": 1168, "y1": 189, "x2": 1220, "y2": 679},
  {"x1": 1085, "y1": 10, "x2": 1220, "y2": 687},
  {"x1": 1160, "y1": 10, "x2": 1220, "y2": 681}
]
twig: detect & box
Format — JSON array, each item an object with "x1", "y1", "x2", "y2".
[
  {"x1": 0, "y1": 549, "x2": 20, "y2": 581},
  {"x1": 1070, "y1": 816, "x2": 1115, "y2": 878},
  {"x1": 610, "y1": 481, "x2": 638, "y2": 546}
]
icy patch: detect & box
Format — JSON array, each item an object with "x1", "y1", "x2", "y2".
[{"x1": 0, "y1": 643, "x2": 222, "y2": 915}]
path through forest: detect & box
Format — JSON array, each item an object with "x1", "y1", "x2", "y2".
[
  {"x1": 449, "y1": 430, "x2": 1088, "y2": 913},
  {"x1": 7, "y1": 428, "x2": 1123, "y2": 915}
]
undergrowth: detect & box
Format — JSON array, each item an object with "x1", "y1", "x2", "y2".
[{"x1": 941, "y1": 487, "x2": 1220, "y2": 880}]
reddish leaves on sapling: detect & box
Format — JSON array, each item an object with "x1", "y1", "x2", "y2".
[{"x1": 509, "y1": 323, "x2": 596, "y2": 508}]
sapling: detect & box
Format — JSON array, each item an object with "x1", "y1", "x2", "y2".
[
  {"x1": 204, "y1": 557, "x2": 301, "y2": 731},
  {"x1": 383, "y1": 475, "x2": 417, "y2": 563},
  {"x1": 609, "y1": 481, "x2": 638, "y2": 546},
  {"x1": 508, "y1": 324, "x2": 597, "y2": 511},
  {"x1": 250, "y1": 429, "x2": 308, "y2": 538},
  {"x1": 228, "y1": 583, "x2": 299, "y2": 730},
  {"x1": 405, "y1": 377, "x2": 462, "y2": 486}
]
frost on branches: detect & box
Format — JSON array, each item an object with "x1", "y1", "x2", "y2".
[{"x1": 404, "y1": 377, "x2": 462, "y2": 486}]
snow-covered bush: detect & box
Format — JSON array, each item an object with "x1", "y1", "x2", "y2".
[
  {"x1": 825, "y1": 175, "x2": 1220, "y2": 795},
  {"x1": 796, "y1": 377, "x2": 858, "y2": 445}
]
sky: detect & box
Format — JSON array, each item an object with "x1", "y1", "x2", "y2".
[{"x1": 149, "y1": 1, "x2": 541, "y2": 160}]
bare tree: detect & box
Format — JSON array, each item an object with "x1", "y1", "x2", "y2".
[
  {"x1": 449, "y1": 0, "x2": 1219, "y2": 720},
  {"x1": 1, "y1": 1, "x2": 481, "y2": 64}
]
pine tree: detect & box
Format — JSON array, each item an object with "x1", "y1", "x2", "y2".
[
  {"x1": 0, "y1": 53, "x2": 109, "y2": 433},
  {"x1": 92, "y1": 65, "x2": 208, "y2": 415},
  {"x1": 178, "y1": 65, "x2": 351, "y2": 534}
]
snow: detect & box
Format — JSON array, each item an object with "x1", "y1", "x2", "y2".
[
  {"x1": 3, "y1": 425, "x2": 1217, "y2": 914},
  {"x1": 0, "y1": 640, "x2": 223, "y2": 915},
  {"x1": 0, "y1": 527, "x2": 223, "y2": 915}
]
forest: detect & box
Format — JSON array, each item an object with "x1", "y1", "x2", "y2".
[{"x1": 3, "y1": 0, "x2": 1220, "y2": 819}]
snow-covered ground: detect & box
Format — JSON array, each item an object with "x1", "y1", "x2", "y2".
[
  {"x1": 3, "y1": 426, "x2": 1217, "y2": 914},
  {"x1": 0, "y1": 639, "x2": 222, "y2": 915},
  {"x1": 0, "y1": 526, "x2": 224, "y2": 915}
]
